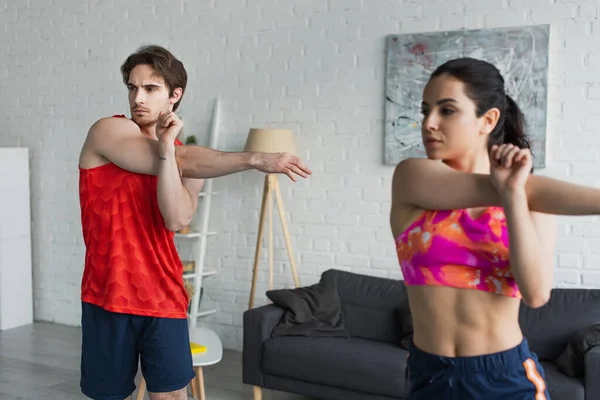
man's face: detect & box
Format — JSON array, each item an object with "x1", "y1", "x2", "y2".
[{"x1": 127, "y1": 64, "x2": 178, "y2": 127}]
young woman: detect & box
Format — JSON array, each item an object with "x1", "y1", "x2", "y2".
[{"x1": 391, "y1": 57, "x2": 600, "y2": 399}]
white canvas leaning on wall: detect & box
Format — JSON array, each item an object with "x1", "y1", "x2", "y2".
[
  {"x1": 384, "y1": 24, "x2": 550, "y2": 169},
  {"x1": 0, "y1": 148, "x2": 33, "y2": 330}
]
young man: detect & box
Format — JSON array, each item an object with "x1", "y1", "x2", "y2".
[{"x1": 78, "y1": 45, "x2": 311, "y2": 400}]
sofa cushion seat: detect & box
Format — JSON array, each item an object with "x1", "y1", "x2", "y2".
[
  {"x1": 263, "y1": 336, "x2": 409, "y2": 398},
  {"x1": 542, "y1": 361, "x2": 584, "y2": 400}
]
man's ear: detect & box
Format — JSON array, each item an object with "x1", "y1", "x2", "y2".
[
  {"x1": 170, "y1": 87, "x2": 183, "y2": 106},
  {"x1": 480, "y1": 107, "x2": 500, "y2": 136}
]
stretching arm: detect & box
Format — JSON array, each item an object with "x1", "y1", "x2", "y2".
[
  {"x1": 82, "y1": 117, "x2": 310, "y2": 180},
  {"x1": 392, "y1": 158, "x2": 600, "y2": 215},
  {"x1": 525, "y1": 175, "x2": 600, "y2": 215},
  {"x1": 157, "y1": 141, "x2": 205, "y2": 231},
  {"x1": 175, "y1": 145, "x2": 260, "y2": 179},
  {"x1": 502, "y1": 189, "x2": 556, "y2": 308}
]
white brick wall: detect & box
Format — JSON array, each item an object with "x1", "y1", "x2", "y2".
[{"x1": 1, "y1": 0, "x2": 600, "y2": 350}]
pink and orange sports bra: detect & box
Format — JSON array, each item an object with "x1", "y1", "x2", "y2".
[{"x1": 395, "y1": 207, "x2": 522, "y2": 298}]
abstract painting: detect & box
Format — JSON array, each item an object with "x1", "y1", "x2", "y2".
[{"x1": 384, "y1": 25, "x2": 550, "y2": 168}]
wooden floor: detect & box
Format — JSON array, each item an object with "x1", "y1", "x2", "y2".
[{"x1": 0, "y1": 322, "x2": 313, "y2": 400}]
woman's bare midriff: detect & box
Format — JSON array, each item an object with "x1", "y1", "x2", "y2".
[
  {"x1": 392, "y1": 204, "x2": 524, "y2": 357},
  {"x1": 407, "y1": 285, "x2": 523, "y2": 357}
]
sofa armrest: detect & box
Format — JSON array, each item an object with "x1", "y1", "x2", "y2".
[
  {"x1": 242, "y1": 304, "x2": 285, "y2": 386},
  {"x1": 585, "y1": 346, "x2": 600, "y2": 400}
]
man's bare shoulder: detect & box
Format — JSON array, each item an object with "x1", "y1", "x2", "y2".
[
  {"x1": 79, "y1": 116, "x2": 141, "y2": 168},
  {"x1": 88, "y1": 116, "x2": 140, "y2": 138}
]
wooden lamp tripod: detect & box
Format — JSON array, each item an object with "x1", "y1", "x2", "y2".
[{"x1": 244, "y1": 128, "x2": 301, "y2": 309}]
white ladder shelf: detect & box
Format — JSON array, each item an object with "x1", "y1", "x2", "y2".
[{"x1": 176, "y1": 97, "x2": 222, "y2": 327}]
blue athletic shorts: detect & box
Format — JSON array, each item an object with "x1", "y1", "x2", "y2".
[
  {"x1": 407, "y1": 338, "x2": 551, "y2": 400},
  {"x1": 80, "y1": 301, "x2": 195, "y2": 400}
]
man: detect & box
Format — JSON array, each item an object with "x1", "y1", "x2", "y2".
[{"x1": 78, "y1": 45, "x2": 311, "y2": 400}]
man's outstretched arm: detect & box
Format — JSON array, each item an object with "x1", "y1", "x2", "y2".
[{"x1": 83, "y1": 117, "x2": 311, "y2": 180}]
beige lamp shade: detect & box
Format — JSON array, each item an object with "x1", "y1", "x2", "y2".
[{"x1": 244, "y1": 128, "x2": 298, "y2": 156}]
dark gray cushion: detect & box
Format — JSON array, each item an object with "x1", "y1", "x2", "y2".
[
  {"x1": 320, "y1": 269, "x2": 411, "y2": 344},
  {"x1": 266, "y1": 278, "x2": 350, "y2": 338},
  {"x1": 520, "y1": 289, "x2": 600, "y2": 361},
  {"x1": 542, "y1": 361, "x2": 584, "y2": 400},
  {"x1": 554, "y1": 323, "x2": 600, "y2": 378},
  {"x1": 262, "y1": 336, "x2": 409, "y2": 398}
]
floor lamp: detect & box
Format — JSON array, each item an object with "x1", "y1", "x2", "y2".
[{"x1": 244, "y1": 128, "x2": 301, "y2": 309}]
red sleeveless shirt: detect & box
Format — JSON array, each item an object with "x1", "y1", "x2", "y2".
[{"x1": 79, "y1": 115, "x2": 188, "y2": 318}]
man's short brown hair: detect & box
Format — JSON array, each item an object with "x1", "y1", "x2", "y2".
[{"x1": 120, "y1": 45, "x2": 187, "y2": 111}]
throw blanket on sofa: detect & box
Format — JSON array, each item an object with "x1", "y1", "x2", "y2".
[{"x1": 266, "y1": 280, "x2": 350, "y2": 338}]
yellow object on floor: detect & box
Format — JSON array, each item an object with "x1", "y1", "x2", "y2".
[{"x1": 190, "y1": 341, "x2": 207, "y2": 354}]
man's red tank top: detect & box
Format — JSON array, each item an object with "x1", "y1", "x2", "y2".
[{"x1": 78, "y1": 115, "x2": 188, "y2": 319}]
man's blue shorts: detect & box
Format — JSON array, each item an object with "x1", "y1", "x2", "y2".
[
  {"x1": 406, "y1": 338, "x2": 551, "y2": 400},
  {"x1": 80, "y1": 301, "x2": 195, "y2": 400}
]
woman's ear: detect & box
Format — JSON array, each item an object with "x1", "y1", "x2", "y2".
[{"x1": 480, "y1": 107, "x2": 501, "y2": 135}]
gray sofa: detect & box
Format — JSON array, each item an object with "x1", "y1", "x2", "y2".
[{"x1": 243, "y1": 269, "x2": 600, "y2": 400}]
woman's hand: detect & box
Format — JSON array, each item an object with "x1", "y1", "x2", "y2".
[{"x1": 490, "y1": 144, "x2": 532, "y2": 196}]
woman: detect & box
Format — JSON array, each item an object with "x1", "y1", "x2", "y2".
[{"x1": 391, "y1": 57, "x2": 600, "y2": 399}]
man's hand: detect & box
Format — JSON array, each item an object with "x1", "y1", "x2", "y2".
[
  {"x1": 157, "y1": 111, "x2": 183, "y2": 144},
  {"x1": 251, "y1": 152, "x2": 312, "y2": 182}
]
